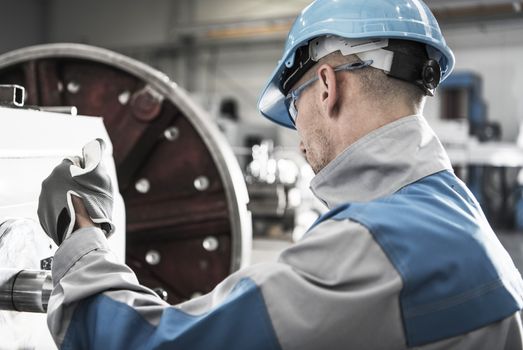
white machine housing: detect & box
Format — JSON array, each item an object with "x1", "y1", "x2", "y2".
[{"x1": 0, "y1": 106, "x2": 126, "y2": 349}]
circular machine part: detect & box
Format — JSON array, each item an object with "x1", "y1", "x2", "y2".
[{"x1": 0, "y1": 44, "x2": 251, "y2": 304}]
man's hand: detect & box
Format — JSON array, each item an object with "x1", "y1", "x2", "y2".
[
  {"x1": 71, "y1": 195, "x2": 99, "y2": 230},
  {"x1": 38, "y1": 139, "x2": 115, "y2": 245}
]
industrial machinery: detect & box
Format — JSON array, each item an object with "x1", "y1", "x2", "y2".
[
  {"x1": 243, "y1": 139, "x2": 325, "y2": 241},
  {"x1": 0, "y1": 44, "x2": 252, "y2": 349},
  {"x1": 0, "y1": 90, "x2": 126, "y2": 349},
  {"x1": 432, "y1": 71, "x2": 523, "y2": 232}
]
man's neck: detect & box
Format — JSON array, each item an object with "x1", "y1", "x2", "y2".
[{"x1": 332, "y1": 104, "x2": 420, "y2": 156}]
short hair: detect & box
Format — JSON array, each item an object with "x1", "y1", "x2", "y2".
[{"x1": 315, "y1": 39, "x2": 428, "y2": 108}]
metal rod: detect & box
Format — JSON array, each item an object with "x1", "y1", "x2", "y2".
[
  {"x1": 0, "y1": 268, "x2": 52, "y2": 313},
  {"x1": 39, "y1": 106, "x2": 78, "y2": 116}
]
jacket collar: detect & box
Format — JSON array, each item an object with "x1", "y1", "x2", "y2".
[{"x1": 310, "y1": 115, "x2": 453, "y2": 209}]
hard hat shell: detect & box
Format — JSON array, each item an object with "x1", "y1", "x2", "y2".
[{"x1": 258, "y1": 0, "x2": 455, "y2": 129}]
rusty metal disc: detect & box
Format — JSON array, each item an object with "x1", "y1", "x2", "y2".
[{"x1": 0, "y1": 43, "x2": 251, "y2": 304}]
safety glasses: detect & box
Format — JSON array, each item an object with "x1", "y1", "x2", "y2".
[{"x1": 284, "y1": 60, "x2": 373, "y2": 126}]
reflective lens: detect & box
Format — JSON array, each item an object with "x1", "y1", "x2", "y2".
[{"x1": 284, "y1": 92, "x2": 299, "y2": 125}]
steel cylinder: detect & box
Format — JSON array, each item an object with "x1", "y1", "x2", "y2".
[{"x1": 0, "y1": 269, "x2": 52, "y2": 313}]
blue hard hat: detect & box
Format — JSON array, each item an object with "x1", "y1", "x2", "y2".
[{"x1": 258, "y1": 0, "x2": 455, "y2": 129}]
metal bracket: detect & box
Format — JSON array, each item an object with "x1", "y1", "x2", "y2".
[{"x1": 0, "y1": 85, "x2": 25, "y2": 107}]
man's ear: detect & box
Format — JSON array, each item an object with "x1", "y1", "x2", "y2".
[{"x1": 317, "y1": 64, "x2": 339, "y2": 118}]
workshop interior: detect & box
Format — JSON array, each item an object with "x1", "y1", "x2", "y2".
[{"x1": 1, "y1": 0, "x2": 523, "y2": 348}]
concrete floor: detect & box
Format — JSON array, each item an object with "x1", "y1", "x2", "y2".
[{"x1": 498, "y1": 232, "x2": 523, "y2": 273}]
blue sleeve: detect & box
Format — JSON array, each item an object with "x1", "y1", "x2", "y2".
[{"x1": 61, "y1": 278, "x2": 282, "y2": 350}]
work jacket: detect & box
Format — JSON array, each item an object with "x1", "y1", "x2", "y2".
[{"x1": 47, "y1": 115, "x2": 523, "y2": 349}]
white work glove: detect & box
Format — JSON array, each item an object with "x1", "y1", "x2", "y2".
[{"x1": 38, "y1": 138, "x2": 115, "y2": 246}]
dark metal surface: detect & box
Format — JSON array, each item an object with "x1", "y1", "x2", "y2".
[{"x1": 0, "y1": 44, "x2": 251, "y2": 304}]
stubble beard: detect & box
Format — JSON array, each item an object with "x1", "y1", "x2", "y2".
[{"x1": 305, "y1": 126, "x2": 333, "y2": 174}]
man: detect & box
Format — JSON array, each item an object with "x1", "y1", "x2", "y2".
[{"x1": 39, "y1": 0, "x2": 523, "y2": 349}]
